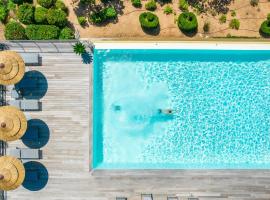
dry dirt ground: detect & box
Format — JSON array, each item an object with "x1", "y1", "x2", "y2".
[
  {"x1": 67, "y1": 0, "x2": 270, "y2": 39},
  {"x1": 0, "y1": 0, "x2": 269, "y2": 40}
]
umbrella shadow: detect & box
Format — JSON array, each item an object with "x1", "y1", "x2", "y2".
[
  {"x1": 15, "y1": 70, "x2": 48, "y2": 100},
  {"x1": 22, "y1": 161, "x2": 49, "y2": 191},
  {"x1": 21, "y1": 119, "x2": 50, "y2": 149}
]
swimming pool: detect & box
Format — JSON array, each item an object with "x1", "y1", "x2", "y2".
[{"x1": 93, "y1": 44, "x2": 270, "y2": 169}]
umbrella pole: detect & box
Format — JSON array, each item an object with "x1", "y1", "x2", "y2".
[{"x1": 1, "y1": 122, "x2": 6, "y2": 128}]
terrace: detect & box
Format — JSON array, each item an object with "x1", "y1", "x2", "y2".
[{"x1": 0, "y1": 41, "x2": 270, "y2": 200}]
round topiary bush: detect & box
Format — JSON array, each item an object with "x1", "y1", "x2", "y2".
[
  {"x1": 4, "y1": 21, "x2": 27, "y2": 40},
  {"x1": 131, "y1": 0, "x2": 141, "y2": 7},
  {"x1": 139, "y1": 12, "x2": 159, "y2": 30},
  {"x1": 17, "y1": 3, "x2": 35, "y2": 24},
  {"x1": 47, "y1": 8, "x2": 67, "y2": 27},
  {"x1": 260, "y1": 20, "x2": 270, "y2": 37},
  {"x1": 26, "y1": 24, "x2": 60, "y2": 39},
  {"x1": 177, "y1": 12, "x2": 198, "y2": 33},
  {"x1": 59, "y1": 27, "x2": 75, "y2": 39},
  {"x1": 37, "y1": 0, "x2": 55, "y2": 8},
  {"x1": 35, "y1": 6, "x2": 48, "y2": 23}
]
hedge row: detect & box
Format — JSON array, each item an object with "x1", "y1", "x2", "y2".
[
  {"x1": 26, "y1": 24, "x2": 59, "y2": 39},
  {"x1": 5, "y1": 21, "x2": 74, "y2": 40},
  {"x1": 4, "y1": 0, "x2": 73, "y2": 40},
  {"x1": 4, "y1": 21, "x2": 27, "y2": 40},
  {"x1": 35, "y1": 6, "x2": 48, "y2": 24},
  {"x1": 18, "y1": 4, "x2": 67, "y2": 27},
  {"x1": 18, "y1": 3, "x2": 35, "y2": 24}
]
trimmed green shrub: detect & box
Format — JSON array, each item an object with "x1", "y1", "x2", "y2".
[
  {"x1": 219, "y1": 14, "x2": 226, "y2": 24},
  {"x1": 26, "y1": 24, "x2": 59, "y2": 39},
  {"x1": 37, "y1": 0, "x2": 55, "y2": 8},
  {"x1": 203, "y1": 22, "x2": 210, "y2": 33},
  {"x1": 78, "y1": 16, "x2": 87, "y2": 26},
  {"x1": 260, "y1": 20, "x2": 270, "y2": 36},
  {"x1": 4, "y1": 21, "x2": 27, "y2": 40},
  {"x1": 139, "y1": 12, "x2": 159, "y2": 30},
  {"x1": 231, "y1": 10, "x2": 236, "y2": 17},
  {"x1": 179, "y1": 0, "x2": 188, "y2": 11},
  {"x1": 55, "y1": 0, "x2": 67, "y2": 12},
  {"x1": 0, "y1": 3, "x2": 7, "y2": 22},
  {"x1": 250, "y1": 0, "x2": 259, "y2": 6},
  {"x1": 229, "y1": 18, "x2": 240, "y2": 29},
  {"x1": 105, "y1": 6, "x2": 117, "y2": 18},
  {"x1": 47, "y1": 8, "x2": 67, "y2": 27},
  {"x1": 35, "y1": 6, "x2": 48, "y2": 23},
  {"x1": 145, "y1": 0, "x2": 156, "y2": 11},
  {"x1": 18, "y1": 3, "x2": 35, "y2": 24},
  {"x1": 267, "y1": 13, "x2": 270, "y2": 20},
  {"x1": 131, "y1": 0, "x2": 141, "y2": 8},
  {"x1": 89, "y1": 6, "x2": 116, "y2": 24},
  {"x1": 163, "y1": 5, "x2": 173, "y2": 15},
  {"x1": 59, "y1": 27, "x2": 75, "y2": 39},
  {"x1": 177, "y1": 12, "x2": 198, "y2": 32}
]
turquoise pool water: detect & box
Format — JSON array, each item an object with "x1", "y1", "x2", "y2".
[{"x1": 93, "y1": 49, "x2": 270, "y2": 169}]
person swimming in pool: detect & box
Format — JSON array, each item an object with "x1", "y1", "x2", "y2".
[
  {"x1": 114, "y1": 105, "x2": 121, "y2": 111},
  {"x1": 158, "y1": 109, "x2": 173, "y2": 115}
]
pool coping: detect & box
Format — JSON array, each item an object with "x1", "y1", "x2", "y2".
[{"x1": 93, "y1": 41, "x2": 270, "y2": 50}]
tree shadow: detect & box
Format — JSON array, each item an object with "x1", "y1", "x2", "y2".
[
  {"x1": 15, "y1": 70, "x2": 48, "y2": 100},
  {"x1": 21, "y1": 119, "x2": 50, "y2": 149},
  {"x1": 141, "y1": 26, "x2": 160, "y2": 36},
  {"x1": 180, "y1": 29, "x2": 198, "y2": 37},
  {"x1": 259, "y1": 30, "x2": 270, "y2": 38},
  {"x1": 156, "y1": 0, "x2": 172, "y2": 6},
  {"x1": 81, "y1": 52, "x2": 93, "y2": 64},
  {"x1": 22, "y1": 161, "x2": 49, "y2": 191},
  {"x1": 0, "y1": 43, "x2": 9, "y2": 51}
]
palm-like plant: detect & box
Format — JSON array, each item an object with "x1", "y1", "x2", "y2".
[{"x1": 73, "y1": 42, "x2": 86, "y2": 55}]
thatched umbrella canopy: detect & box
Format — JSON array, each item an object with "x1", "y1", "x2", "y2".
[
  {"x1": 0, "y1": 51, "x2": 25, "y2": 85},
  {"x1": 0, "y1": 106, "x2": 27, "y2": 142},
  {"x1": 0, "y1": 156, "x2": 25, "y2": 191}
]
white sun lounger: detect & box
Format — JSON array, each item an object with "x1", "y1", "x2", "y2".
[
  {"x1": 142, "y1": 194, "x2": 153, "y2": 200},
  {"x1": 167, "y1": 197, "x2": 178, "y2": 200},
  {"x1": 9, "y1": 148, "x2": 42, "y2": 160},
  {"x1": 20, "y1": 53, "x2": 40, "y2": 66},
  {"x1": 20, "y1": 100, "x2": 40, "y2": 111},
  {"x1": 9, "y1": 99, "x2": 40, "y2": 111}
]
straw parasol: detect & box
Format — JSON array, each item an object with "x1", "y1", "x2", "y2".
[
  {"x1": 0, "y1": 106, "x2": 27, "y2": 142},
  {"x1": 0, "y1": 156, "x2": 25, "y2": 191},
  {"x1": 0, "y1": 51, "x2": 25, "y2": 85}
]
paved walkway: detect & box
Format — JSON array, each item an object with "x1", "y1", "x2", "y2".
[{"x1": 2, "y1": 41, "x2": 270, "y2": 200}]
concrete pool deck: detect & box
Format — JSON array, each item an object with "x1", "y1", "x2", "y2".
[{"x1": 2, "y1": 41, "x2": 270, "y2": 200}]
